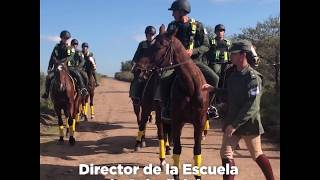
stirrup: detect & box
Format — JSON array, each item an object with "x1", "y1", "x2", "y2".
[
  {"x1": 207, "y1": 105, "x2": 219, "y2": 119},
  {"x1": 80, "y1": 88, "x2": 88, "y2": 96},
  {"x1": 41, "y1": 93, "x2": 49, "y2": 99}
]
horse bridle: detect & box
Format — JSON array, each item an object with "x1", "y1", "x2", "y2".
[{"x1": 153, "y1": 38, "x2": 190, "y2": 73}]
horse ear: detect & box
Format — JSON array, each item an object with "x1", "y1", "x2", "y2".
[
  {"x1": 171, "y1": 28, "x2": 178, "y2": 38},
  {"x1": 159, "y1": 24, "x2": 166, "y2": 35}
]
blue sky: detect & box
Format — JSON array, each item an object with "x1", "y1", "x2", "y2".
[{"x1": 40, "y1": 0, "x2": 279, "y2": 76}]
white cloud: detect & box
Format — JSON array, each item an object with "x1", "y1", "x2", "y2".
[
  {"x1": 131, "y1": 34, "x2": 145, "y2": 42},
  {"x1": 40, "y1": 35, "x2": 61, "y2": 43}
]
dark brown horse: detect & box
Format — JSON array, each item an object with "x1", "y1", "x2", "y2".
[
  {"x1": 50, "y1": 59, "x2": 81, "y2": 145},
  {"x1": 81, "y1": 61, "x2": 96, "y2": 121},
  {"x1": 147, "y1": 25, "x2": 209, "y2": 180},
  {"x1": 133, "y1": 56, "x2": 173, "y2": 168}
]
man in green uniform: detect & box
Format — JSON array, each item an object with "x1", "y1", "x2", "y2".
[
  {"x1": 160, "y1": 0, "x2": 219, "y2": 119},
  {"x1": 82, "y1": 42, "x2": 100, "y2": 87},
  {"x1": 69, "y1": 39, "x2": 89, "y2": 88},
  {"x1": 207, "y1": 24, "x2": 231, "y2": 79},
  {"x1": 202, "y1": 40, "x2": 275, "y2": 180},
  {"x1": 129, "y1": 26, "x2": 156, "y2": 105},
  {"x1": 41, "y1": 30, "x2": 88, "y2": 99}
]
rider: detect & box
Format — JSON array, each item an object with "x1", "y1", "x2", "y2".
[
  {"x1": 41, "y1": 30, "x2": 87, "y2": 99},
  {"x1": 82, "y1": 42, "x2": 100, "y2": 87},
  {"x1": 207, "y1": 24, "x2": 232, "y2": 79},
  {"x1": 160, "y1": 0, "x2": 219, "y2": 119},
  {"x1": 129, "y1": 25, "x2": 157, "y2": 105},
  {"x1": 68, "y1": 39, "x2": 89, "y2": 89}
]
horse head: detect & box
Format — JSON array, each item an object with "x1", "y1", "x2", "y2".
[
  {"x1": 149, "y1": 24, "x2": 186, "y2": 69},
  {"x1": 53, "y1": 58, "x2": 69, "y2": 91}
]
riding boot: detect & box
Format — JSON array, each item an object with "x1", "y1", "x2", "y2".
[
  {"x1": 222, "y1": 158, "x2": 235, "y2": 180},
  {"x1": 255, "y1": 154, "x2": 275, "y2": 180},
  {"x1": 71, "y1": 69, "x2": 88, "y2": 96},
  {"x1": 42, "y1": 76, "x2": 52, "y2": 99}
]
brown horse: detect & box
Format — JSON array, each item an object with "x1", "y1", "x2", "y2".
[
  {"x1": 147, "y1": 25, "x2": 209, "y2": 180},
  {"x1": 50, "y1": 59, "x2": 81, "y2": 145},
  {"x1": 133, "y1": 56, "x2": 173, "y2": 168},
  {"x1": 80, "y1": 62, "x2": 96, "y2": 121}
]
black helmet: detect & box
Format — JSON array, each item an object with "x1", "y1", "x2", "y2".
[
  {"x1": 82, "y1": 42, "x2": 89, "y2": 48},
  {"x1": 215, "y1": 24, "x2": 225, "y2": 32},
  {"x1": 71, "y1": 39, "x2": 78, "y2": 45},
  {"x1": 60, "y1": 30, "x2": 71, "y2": 39},
  {"x1": 145, "y1": 26, "x2": 156, "y2": 35},
  {"x1": 168, "y1": 0, "x2": 191, "y2": 14}
]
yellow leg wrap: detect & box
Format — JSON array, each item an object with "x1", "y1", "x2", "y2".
[
  {"x1": 159, "y1": 139, "x2": 166, "y2": 159},
  {"x1": 165, "y1": 137, "x2": 170, "y2": 147},
  {"x1": 65, "y1": 119, "x2": 69, "y2": 128},
  {"x1": 204, "y1": 120, "x2": 210, "y2": 131},
  {"x1": 136, "y1": 130, "x2": 144, "y2": 141},
  {"x1": 69, "y1": 119, "x2": 76, "y2": 136},
  {"x1": 172, "y1": 154, "x2": 180, "y2": 168},
  {"x1": 85, "y1": 103, "x2": 89, "y2": 115},
  {"x1": 76, "y1": 113, "x2": 80, "y2": 122},
  {"x1": 90, "y1": 105, "x2": 94, "y2": 116},
  {"x1": 194, "y1": 155, "x2": 202, "y2": 176},
  {"x1": 59, "y1": 126, "x2": 64, "y2": 137}
]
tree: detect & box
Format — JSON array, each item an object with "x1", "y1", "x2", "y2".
[{"x1": 120, "y1": 60, "x2": 133, "y2": 72}]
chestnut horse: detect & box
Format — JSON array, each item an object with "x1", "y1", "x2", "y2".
[
  {"x1": 146, "y1": 25, "x2": 209, "y2": 180},
  {"x1": 133, "y1": 55, "x2": 173, "y2": 168},
  {"x1": 50, "y1": 58, "x2": 81, "y2": 145}
]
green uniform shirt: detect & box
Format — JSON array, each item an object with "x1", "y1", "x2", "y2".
[
  {"x1": 167, "y1": 18, "x2": 210, "y2": 62},
  {"x1": 131, "y1": 40, "x2": 152, "y2": 64},
  {"x1": 207, "y1": 37, "x2": 231, "y2": 64},
  {"x1": 68, "y1": 48, "x2": 85, "y2": 68},
  {"x1": 48, "y1": 41, "x2": 71, "y2": 70},
  {"x1": 216, "y1": 65, "x2": 264, "y2": 135},
  {"x1": 83, "y1": 51, "x2": 95, "y2": 72}
]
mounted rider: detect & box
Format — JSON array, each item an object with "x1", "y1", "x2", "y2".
[
  {"x1": 41, "y1": 30, "x2": 88, "y2": 99},
  {"x1": 81, "y1": 42, "x2": 100, "y2": 87},
  {"x1": 129, "y1": 25, "x2": 157, "y2": 105}
]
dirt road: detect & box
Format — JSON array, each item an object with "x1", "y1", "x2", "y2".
[{"x1": 40, "y1": 78, "x2": 280, "y2": 180}]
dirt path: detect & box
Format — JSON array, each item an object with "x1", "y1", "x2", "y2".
[{"x1": 40, "y1": 78, "x2": 280, "y2": 180}]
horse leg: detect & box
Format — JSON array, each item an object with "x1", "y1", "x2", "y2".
[
  {"x1": 67, "y1": 102, "x2": 76, "y2": 146},
  {"x1": 55, "y1": 105, "x2": 64, "y2": 144},
  {"x1": 164, "y1": 122, "x2": 172, "y2": 155},
  {"x1": 172, "y1": 122, "x2": 184, "y2": 180},
  {"x1": 193, "y1": 122, "x2": 203, "y2": 180},
  {"x1": 75, "y1": 96, "x2": 81, "y2": 123},
  {"x1": 90, "y1": 92, "x2": 95, "y2": 119},
  {"x1": 83, "y1": 95, "x2": 89, "y2": 121},
  {"x1": 202, "y1": 118, "x2": 210, "y2": 140},
  {"x1": 135, "y1": 106, "x2": 150, "y2": 151},
  {"x1": 133, "y1": 103, "x2": 141, "y2": 126},
  {"x1": 155, "y1": 104, "x2": 166, "y2": 170}
]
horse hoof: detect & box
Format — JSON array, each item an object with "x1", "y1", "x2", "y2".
[
  {"x1": 91, "y1": 115, "x2": 95, "y2": 119},
  {"x1": 201, "y1": 135, "x2": 206, "y2": 141},
  {"x1": 194, "y1": 175, "x2": 201, "y2": 180},
  {"x1": 166, "y1": 148, "x2": 171, "y2": 155},
  {"x1": 57, "y1": 137, "x2": 64, "y2": 145},
  {"x1": 173, "y1": 174, "x2": 180, "y2": 180},
  {"x1": 69, "y1": 136, "x2": 76, "y2": 146},
  {"x1": 160, "y1": 163, "x2": 166, "y2": 171},
  {"x1": 141, "y1": 141, "x2": 146, "y2": 148},
  {"x1": 134, "y1": 146, "x2": 141, "y2": 151}
]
